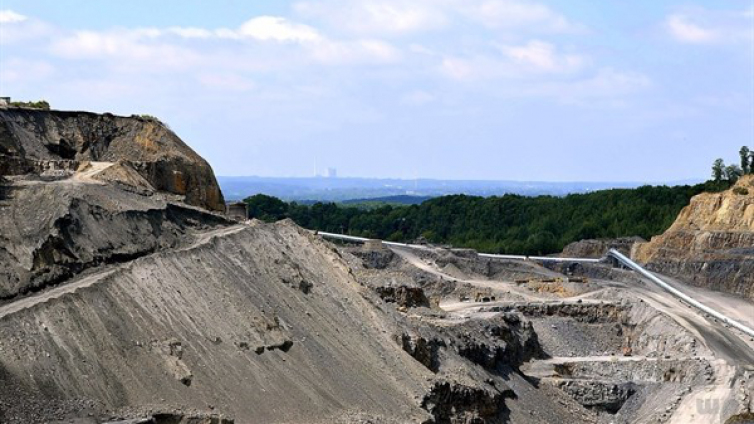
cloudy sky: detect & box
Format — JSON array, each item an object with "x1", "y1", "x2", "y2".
[{"x1": 1, "y1": 1, "x2": 752, "y2": 182}]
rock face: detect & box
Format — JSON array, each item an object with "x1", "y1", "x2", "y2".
[
  {"x1": 0, "y1": 181, "x2": 229, "y2": 300},
  {"x1": 555, "y1": 381, "x2": 636, "y2": 413},
  {"x1": 0, "y1": 108, "x2": 225, "y2": 211},
  {"x1": 633, "y1": 175, "x2": 754, "y2": 299},
  {"x1": 375, "y1": 286, "x2": 430, "y2": 308},
  {"x1": 560, "y1": 237, "x2": 645, "y2": 259}
]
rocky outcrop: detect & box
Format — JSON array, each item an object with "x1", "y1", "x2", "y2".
[
  {"x1": 399, "y1": 314, "x2": 544, "y2": 376},
  {"x1": 560, "y1": 237, "x2": 645, "y2": 259},
  {"x1": 106, "y1": 414, "x2": 235, "y2": 424},
  {"x1": 0, "y1": 182, "x2": 229, "y2": 300},
  {"x1": 555, "y1": 381, "x2": 636, "y2": 414},
  {"x1": 633, "y1": 175, "x2": 754, "y2": 299},
  {"x1": 421, "y1": 381, "x2": 512, "y2": 424},
  {"x1": 554, "y1": 358, "x2": 711, "y2": 385},
  {"x1": 0, "y1": 109, "x2": 225, "y2": 211},
  {"x1": 376, "y1": 286, "x2": 430, "y2": 308},
  {"x1": 483, "y1": 302, "x2": 627, "y2": 324},
  {"x1": 352, "y1": 249, "x2": 396, "y2": 269},
  {"x1": 400, "y1": 333, "x2": 446, "y2": 373}
]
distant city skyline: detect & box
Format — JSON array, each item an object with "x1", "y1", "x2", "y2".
[{"x1": 1, "y1": 1, "x2": 753, "y2": 183}]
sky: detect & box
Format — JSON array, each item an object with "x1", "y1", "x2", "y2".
[{"x1": 1, "y1": 0, "x2": 753, "y2": 182}]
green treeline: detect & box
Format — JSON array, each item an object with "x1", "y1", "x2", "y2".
[{"x1": 244, "y1": 180, "x2": 729, "y2": 256}]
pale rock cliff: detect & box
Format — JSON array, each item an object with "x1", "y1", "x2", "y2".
[{"x1": 633, "y1": 175, "x2": 754, "y2": 299}]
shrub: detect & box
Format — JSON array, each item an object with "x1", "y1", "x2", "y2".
[
  {"x1": 732, "y1": 187, "x2": 749, "y2": 196},
  {"x1": 136, "y1": 114, "x2": 160, "y2": 121},
  {"x1": 10, "y1": 100, "x2": 50, "y2": 110}
]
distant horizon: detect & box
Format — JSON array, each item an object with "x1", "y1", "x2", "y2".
[
  {"x1": 216, "y1": 174, "x2": 708, "y2": 202},
  {"x1": 216, "y1": 174, "x2": 705, "y2": 185}
]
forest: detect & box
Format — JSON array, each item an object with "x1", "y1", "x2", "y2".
[{"x1": 244, "y1": 180, "x2": 730, "y2": 255}]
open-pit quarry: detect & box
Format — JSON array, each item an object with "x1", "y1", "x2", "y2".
[
  {"x1": 345, "y1": 242, "x2": 754, "y2": 424},
  {"x1": 0, "y1": 107, "x2": 752, "y2": 424}
]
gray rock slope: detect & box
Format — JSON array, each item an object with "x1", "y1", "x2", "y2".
[
  {"x1": 0, "y1": 209, "x2": 591, "y2": 423},
  {"x1": 0, "y1": 180, "x2": 228, "y2": 300},
  {"x1": 0, "y1": 221, "x2": 431, "y2": 423}
]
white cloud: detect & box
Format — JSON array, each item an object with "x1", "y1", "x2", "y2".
[
  {"x1": 665, "y1": 8, "x2": 753, "y2": 45},
  {"x1": 294, "y1": 1, "x2": 447, "y2": 35},
  {"x1": 47, "y1": 16, "x2": 400, "y2": 72},
  {"x1": 498, "y1": 40, "x2": 584, "y2": 73},
  {"x1": 238, "y1": 16, "x2": 322, "y2": 42},
  {"x1": 0, "y1": 10, "x2": 26, "y2": 23},
  {"x1": 666, "y1": 15, "x2": 718, "y2": 44},
  {"x1": 438, "y1": 40, "x2": 586, "y2": 81},
  {"x1": 7, "y1": 7, "x2": 646, "y2": 111},
  {"x1": 51, "y1": 30, "x2": 202, "y2": 72},
  {"x1": 293, "y1": 0, "x2": 579, "y2": 36},
  {"x1": 462, "y1": 0, "x2": 580, "y2": 32},
  {"x1": 165, "y1": 27, "x2": 215, "y2": 39},
  {"x1": 310, "y1": 39, "x2": 400, "y2": 65},
  {"x1": 52, "y1": 17, "x2": 324, "y2": 45},
  {"x1": 0, "y1": 11, "x2": 53, "y2": 45}
]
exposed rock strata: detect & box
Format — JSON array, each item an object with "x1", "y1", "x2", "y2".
[
  {"x1": 0, "y1": 182, "x2": 228, "y2": 300},
  {"x1": 484, "y1": 302, "x2": 626, "y2": 324},
  {"x1": 560, "y1": 237, "x2": 645, "y2": 259},
  {"x1": 633, "y1": 175, "x2": 754, "y2": 299},
  {"x1": 0, "y1": 109, "x2": 224, "y2": 211},
  {"x1": 555, "y1": 380, "x2": 636, "y2": 413},
  {"x1": 375, "y1": 286, "x2": 430, "y2": 308}
]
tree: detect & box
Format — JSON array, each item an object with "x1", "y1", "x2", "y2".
[
  {"x1": 750, "y1": 151, "x2": 754, "y2": 175},
  {"x1": 740, "y1": 146, "x2": 751, "y2": 174},
  {"x1": 712, "y1": 158, "x2": 726, "y2": 182},
  {"x1": 244, "y1": 194, "x2": 289, "y2": 222},
  {"x1": 725, "y1": 164, "x2": 743, "y2": 184}
]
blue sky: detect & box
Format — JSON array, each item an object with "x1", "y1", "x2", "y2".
[{"x1": 1, "y1": 0, "x2": 752, "y2": 182}]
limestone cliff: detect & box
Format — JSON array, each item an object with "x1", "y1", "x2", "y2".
[
  {"x1": 0, "y1": 108, "x2": 225, "y2": 211},
  {"x1": 633, "y1": 175, "x2": 754, "y2": 299}
]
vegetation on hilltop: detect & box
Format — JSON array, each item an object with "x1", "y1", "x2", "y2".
[
  {"x1": 9, "y1": 100, "x2": 50, "y2": 110},
  {"x1": 244, "y1": 180, "x2": 729, "y2": 255},
  {"x1": 342, "y1": 195, "x2": 434, "y2": 209},
  {"x1": 712, "y1": 146, "x2": 754, "y2": 183}
]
